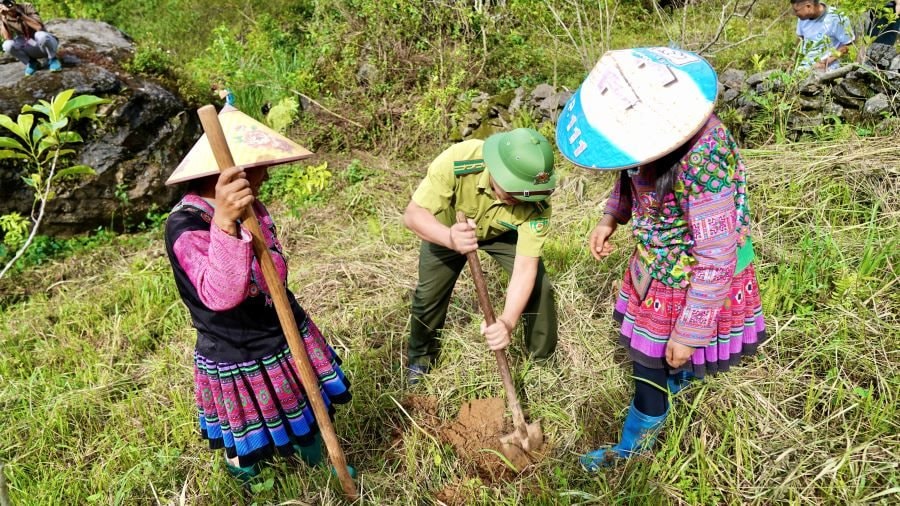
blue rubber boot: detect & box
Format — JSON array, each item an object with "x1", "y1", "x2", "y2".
[
  {"x1": 667, "y1": 370, "x2": 695, "y2": 395},
  {"x1": 294, "y1": 434, "x2": 357, "y2": 478},
  {"x1": 580, "y1": 401, "x2": 668, "y2": 472},
  {"x1": 295, "y1": 434, "x2": 324, "y2": 466},
  {"x1": 24, "y1": 62, "x2": 38, "y2": 76},
  {"x1": 48, "y1": 58, "x2": 62, "y2": 72}
]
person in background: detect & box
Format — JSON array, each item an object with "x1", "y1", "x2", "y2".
[
  {"x1": 211, "y1": 83, "x2": 236, "y2": 107},
  {"x1": 791, "y1": 0, "x2": 855, "y2": 71},
  {"x1": 859, "y1": 1, "x2": 900, "y2": 65},
  {"x1": 0, "y1": 0, "x2": 61, "y2": 76}
]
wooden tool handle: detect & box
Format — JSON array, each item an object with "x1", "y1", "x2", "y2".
[
  {"x1": 198, "y1": 105, "x2": 357, "y2": 500},
  {"x1": 455, "y1": 211, "x2": 530, "y2": 434}
]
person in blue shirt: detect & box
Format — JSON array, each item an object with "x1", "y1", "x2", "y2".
[{"x1": 791, "y1": 0, "x2": 855, "y2": 71}]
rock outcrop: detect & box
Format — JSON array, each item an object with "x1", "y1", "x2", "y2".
[{"x1": 0, "y1": 19, "x2": 199, "y2": 236}]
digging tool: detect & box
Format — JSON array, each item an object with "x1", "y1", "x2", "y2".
[
  {"x1": 456, "y1": 211, "x2": 544, "y2": 465},
  {"x1": 197, "y1": 105, "x2": 357, "y2": 501}
]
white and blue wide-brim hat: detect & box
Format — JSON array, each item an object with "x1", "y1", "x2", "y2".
[{"x1": 556, "y1": 47, "x2": 718, "y2": 171}]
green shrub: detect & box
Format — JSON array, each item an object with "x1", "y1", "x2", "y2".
[
  {"x1": 259, "y1": 162, "x2": 332, "y2": 211},
  {"x1": 124, "y1": 41, "x2": 173, "y2": 76}
]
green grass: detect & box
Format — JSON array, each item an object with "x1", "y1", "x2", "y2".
[
  {"x1": 45, "y1": 0, "x2": 803, "y2": 156},
  {"x1": 2, "y1": 1, "x2": 898, "y2": 503},
  {"x1": 1, "y1": 139, "x2": 898, "y2": 504}
]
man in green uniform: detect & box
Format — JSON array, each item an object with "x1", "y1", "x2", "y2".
[{"x1": 403, "y1": 127, "x2": 559, "y2": 384}]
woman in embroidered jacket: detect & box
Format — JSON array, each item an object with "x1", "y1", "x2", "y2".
[
  {"x1": 164, "y1": 164, "x2": 351, "y2": 480},
  {"x1": 580, "y1": 114, "x2": 767, "y2": 470}
]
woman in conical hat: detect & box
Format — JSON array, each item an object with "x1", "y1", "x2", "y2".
[
  {"x1": 556, "y1": 47, "x2": 766, "y2": 470},
  {"x1": 162, "y1": 111, "x2": 352, "y2": 481}
]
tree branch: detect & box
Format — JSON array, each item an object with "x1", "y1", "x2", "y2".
[
  {"x1": 0, "y1": 147, "x2": 60, "y2": 280},
  {"x1": 290, "y1": 90, "x2": 364, "y2": 129},
  {"x1": 698, "y1": 0, "x2": 751, "y2": 55},
  {"x1": 815, "y1": 64, "x2": 857, "y2": 83},
  {"x1": 704, "y1": 7, "x2": 787, "y2": 57}
]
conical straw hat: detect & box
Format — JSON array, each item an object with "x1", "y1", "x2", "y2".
[
  {"x1": 556, "y1": 47, "x2": 718, "y2": 171},
  {"x1": 166, "y1": 106, "x2": 313, "y2": 185}
]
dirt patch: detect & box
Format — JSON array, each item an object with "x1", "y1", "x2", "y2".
[
  {"x1": 400, "y1": 395, "x2": 538, "y2": 484},
  {"x1": 440, "y1": 398, "x2": 531, "y2": 480},
  {"x1": 401, "y1": 394, "x2": 441, "y2": 427},
  {"x1": 434, "y1": 480, "x2": 471, "y2": 506}
]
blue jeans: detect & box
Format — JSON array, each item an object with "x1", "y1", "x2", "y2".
[{"x1": 2, "y1": 31, "x2": 58, "y2": 65}]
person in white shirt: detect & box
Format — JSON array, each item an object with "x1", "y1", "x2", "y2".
[{"x1": 791, "y1": 0, "x2": 855, "y2": 71}]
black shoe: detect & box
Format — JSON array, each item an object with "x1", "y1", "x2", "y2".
[{"x1": 406, "y1": 364, "x2": 430, "y2": 386}]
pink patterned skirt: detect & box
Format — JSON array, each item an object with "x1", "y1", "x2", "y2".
[
  {"x1": 193, "y1": 319, "x2": 351, "y2": 468},
  {"x1": 614, "y1": 264, "x2": 767, "y2": 377}
]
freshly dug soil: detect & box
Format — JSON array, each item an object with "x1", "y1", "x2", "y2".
[
  {"x1": 401, "y1": 395, "x2": 535, "y2": 483},
  {"x1": 440, "y1": 398, "x2": 531, "y2": 479}
]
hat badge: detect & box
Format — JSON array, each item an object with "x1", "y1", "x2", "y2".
[{"x1": 533, "y1": 171, "x2": 551, "y2": 185}]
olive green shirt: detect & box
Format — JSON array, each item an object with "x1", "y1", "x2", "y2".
[{"x1": 412, "y1": 139, "x2": 552, "y2": 258}]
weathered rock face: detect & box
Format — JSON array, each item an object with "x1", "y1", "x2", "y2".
[
  {"x1": 0, "y1": 19, "x2": 199, "y2": 236},
  {"x1": 452, "y1": 53, "x2": 899, "y2": 146},
  {"x1": 450, "y1": 85, "x2": 571, "y2": 142}
]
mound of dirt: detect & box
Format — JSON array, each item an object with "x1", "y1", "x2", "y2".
[
  {"x1": 440, "y1": 398, "x2": 531, "y2": 479},
  {"x1": 401, "y1": 395, "x2": 537, "y2": 484},
  {"x1": 434, "y1": 480, "x2": 473, "y2": 506}
]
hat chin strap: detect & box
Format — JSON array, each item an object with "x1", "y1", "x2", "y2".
[{"x1": 505, "y1": 189, "x2": 555, "y2": 197}]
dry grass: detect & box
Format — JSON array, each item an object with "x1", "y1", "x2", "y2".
[{"x1": 1, "y1": 136, "x2": 899, "y2": 504}]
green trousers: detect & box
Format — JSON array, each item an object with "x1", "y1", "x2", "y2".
[{"x1": 408, "y1": 232, "x2": 558, "y2": 367}]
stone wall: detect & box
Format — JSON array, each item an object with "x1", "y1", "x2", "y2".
[
  {"x1": 451, "y1": 44, "x2": 900, "y2": 144},
  {"x1": 719, "y1": 44, "x2": 900, "y2": 139}
]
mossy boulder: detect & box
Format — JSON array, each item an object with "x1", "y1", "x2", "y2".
[{"x1": 0, "y1": 19, "x2": 199, "y2": 235}]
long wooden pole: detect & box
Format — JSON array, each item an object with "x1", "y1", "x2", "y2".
[{"x1": 197, "y1": 105, "x2": 357, "y2": 500}]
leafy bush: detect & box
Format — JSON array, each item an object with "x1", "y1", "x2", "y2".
[
  {"x1": 124, "y1": 40, "x2": 173, "y2": 77},
  {"x1": 264, "y1": 97, "x2": 299, "y2": 134},
  {"x1": 0, "y1": 89, "x2": 108, "y2": 278},
  {"x1": 0, "y1": 213, "x2": 29, "y2": 250},
  {"x1": 46, "y1": 1, "x2": 809, "y2": 157},
  {"x1": 342, "y1": 159, "x2": 373, "y2": 185},
  {"x1": 258, "y1": 162, "x2": 332, "y2": 211}
]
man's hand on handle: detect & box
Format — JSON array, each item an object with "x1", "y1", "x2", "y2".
[
  {"x1": 481, "y1": 318, "x2": 512, "y2": 352},
  {"x1": 449, "y1": 218, "x2": 478, "y2": 254}
]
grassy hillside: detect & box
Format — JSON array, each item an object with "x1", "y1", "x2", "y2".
[
  {"x1": 1, "y1": 136, "x2": 898, "y2": 504},
  {"x1": 2, "y1": 1, "x2": 898, "y2": 504},
  {"x1": 45, "y1": 0, "x2": 803, "y2": 154}
]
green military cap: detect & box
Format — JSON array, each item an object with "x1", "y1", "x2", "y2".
[{"x1": 482, "y1": 128, "x2": 556, "y2": 202}]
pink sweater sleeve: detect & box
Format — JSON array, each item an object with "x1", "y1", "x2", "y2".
[
  {"x1": 172, "y1": 221, "x2": 254, "y2": 311},
  {"x1": 671, "y1": 134, "x2": 738, "y2": 347}
]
